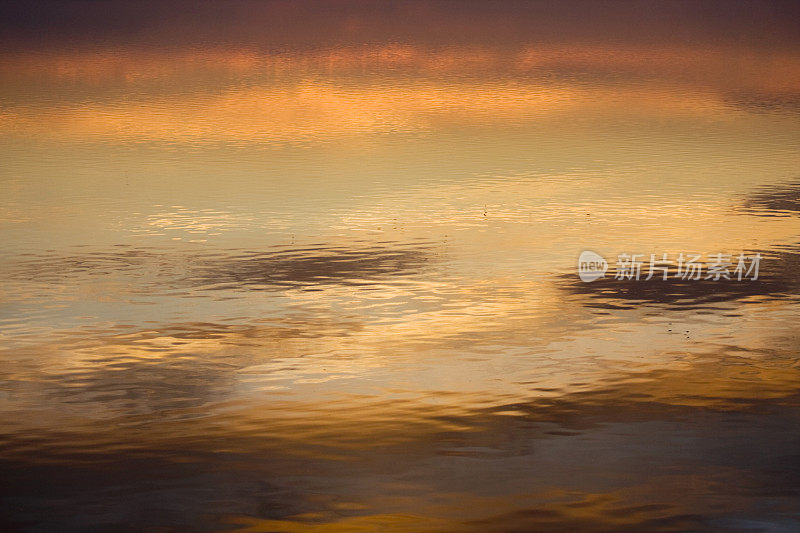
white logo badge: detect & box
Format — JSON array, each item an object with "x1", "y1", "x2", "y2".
[{"x1": 578, "y1": 250, "x2": 608, "y2": 282}]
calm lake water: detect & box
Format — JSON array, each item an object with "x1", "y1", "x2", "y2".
[{"x1": 1, "y1": 3, "x2": 800, "y2": 531}]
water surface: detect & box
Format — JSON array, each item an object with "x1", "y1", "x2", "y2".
[{"x1": 1, "y1": 2, "x2": 800, "y2": 531}]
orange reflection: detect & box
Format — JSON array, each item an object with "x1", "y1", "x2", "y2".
[{"x1": 1, "y1": 44, "x2": 798, "y2": 144}]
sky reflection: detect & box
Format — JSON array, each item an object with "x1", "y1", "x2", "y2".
[{"x1": 1, "y1": 1, "x2": 800, "y2": 531}]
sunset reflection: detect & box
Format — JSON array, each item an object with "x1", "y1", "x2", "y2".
[
  {"x1": 2, "y1": 44, "x2": 800, "y2": 144},
  {"x1": 1, "y1": 2, "x2": 800, "y2": 531}
]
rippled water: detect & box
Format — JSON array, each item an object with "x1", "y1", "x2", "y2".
[{"x1": 2, "y1": 3, "x2": 800, "y2": 531}]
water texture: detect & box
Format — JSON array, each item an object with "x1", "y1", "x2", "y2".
[{"x1": 1, "y1": 2, "x2": 800, "y2": 531}]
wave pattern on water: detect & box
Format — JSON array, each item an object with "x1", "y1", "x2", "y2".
[{"x1": 2, "y1": 2, "x2": 800, "y2": 531}]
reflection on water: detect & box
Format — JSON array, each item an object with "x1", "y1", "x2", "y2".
[
  {"x1": 563, "y1": 246, "x2": 800, "y2": 309},
  {"x1": 744, "y1": 181, "x2": 800, "y2": 217},
  {"x1": 2, "y1": 2, "x2": 800, "y2": 531}
]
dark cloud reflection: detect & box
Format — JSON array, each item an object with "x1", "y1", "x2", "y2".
[
  {"x1": 743, "y1": 180, "x2": 800, "y2": 216},
  {"x1": 188, "y1": 243, "x2": 435, "y2": 291},
  {"x1": 3, "y1": 1, "x2": 800, "y2": 50},
  {"x1": 561, "y1": 248, "x2": 800, "y2": 310},
  {"x1": 8, "y1": 241, "x2": 438, "y2": 293}
]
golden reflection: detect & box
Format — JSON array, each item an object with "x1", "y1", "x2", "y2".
[
  {"x1": 2, "y1": 8, "x2": 800, "y2": 530},
  {"x1": 3, "y1": 45, "x2": 800, "y2": 92},
  {"x1": 1, "y1": 44, "x2": 799, "y2": 144},
  {"x1": 0, "y1": 83, "x2": 730, "y2": 143}
]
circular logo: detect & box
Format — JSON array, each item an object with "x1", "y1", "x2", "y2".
[{"x1": 578, "y1": 250, "x2": 608, "y2": 282}]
